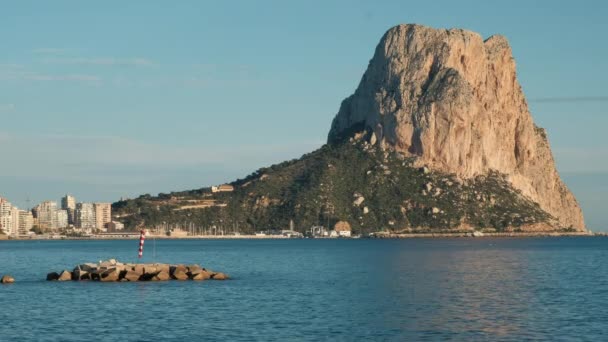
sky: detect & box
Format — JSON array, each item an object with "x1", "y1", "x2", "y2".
[{"x1": 1, "y1": 1, "x2": 607, "y2": 230}]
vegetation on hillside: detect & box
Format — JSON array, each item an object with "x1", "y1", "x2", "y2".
[{"x1": 113, "y1": 139, "x2": 555, "y2": 234}]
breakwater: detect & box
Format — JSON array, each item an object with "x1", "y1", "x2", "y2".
[{"x1": 47, "y1": 259, "x2": 228, "y2": 282}]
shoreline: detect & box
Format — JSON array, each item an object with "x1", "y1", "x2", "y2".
[
  {"x1": 0, "y1": 231, "x2": 600, "y2": 241},
  {"x1": 369, "y1": 231, "x2": 594, "y2": 238}
]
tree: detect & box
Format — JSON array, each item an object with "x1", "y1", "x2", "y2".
[{"x1": 30, "y1": 225, "x2": 44, "y2": 235}]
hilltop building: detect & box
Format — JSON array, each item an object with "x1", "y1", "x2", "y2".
[{"x1": 211, "y1": 184, "x2": 234, "y2": 193}]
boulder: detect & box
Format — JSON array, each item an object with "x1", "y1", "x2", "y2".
[
  {"x1": 211, "y1": 272, "x2": 228, "y2": 280},
  {"x1": 191, "y1": 271, "x2": 211, "y2": 281},
  {"x1": 155, "y1": 264, "x2": 171, "y2": 274},
  {"x1": 1, "y1": 275, "x2": 15, "y2": 284},
  {"x1": 100, "y1": 268, "x2": 119, "y2": 282},
  {"x1": 170, "y1": 264, "x2": 187, "y2": 277},
  {"x1": 114, "y1": 265, "x2": 127, "y2": 273},
  {"x1": 78, "y1": 263, "x2": 98, "y2": 272},
  {"x1": 99, "y1": 260, "x2": 114, "y2": 268},
  {"x1": 132, "y1": 264, "x2": 145, "y2": 275},
  {"x1": 172, "y1": 269, "x2": 189, "y2": 281},
  {"x1": 90, "y1": 270, "x2": 102, "y2": 281},
  {"x1": 73, "y1": 269, "x2": 90, "y2": 281},
  {"x1": 154, "y1": 271, "x2": 170, "y2": 281},
  {"x1": 143, "y1": 265, "x2": 160, "y2": 274},
  {"x1": 58, "y1": 270, "x2": 73, "y2": 281},
  {"x1": 122, "y1": 271, "x2": 141, "y2": 282},
  {"x1": 187, "y1": 264, "x2": 203, "y2": 275},
  {"x1": 46, "y1": 272, "x2": 60, "y2": 281},
  {"x1": 140, "y1": 271, "x2": 155, "y2": 281}
]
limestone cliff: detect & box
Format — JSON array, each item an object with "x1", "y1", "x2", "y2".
[{"x1": 328, "y1": 24, "x2": 585, "y2": 230}]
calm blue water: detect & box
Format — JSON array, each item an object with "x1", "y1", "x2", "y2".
[{"x1": 0, "y1": 237, "x2": 607, "y2": 341}]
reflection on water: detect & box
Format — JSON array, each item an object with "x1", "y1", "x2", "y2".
[
  {"x1": 372, "y1": 238, "x2": 608, "y2": 340},
  {"x1": 0, "y1": 238, "x2": 607, "y2": 341},
  {"x1": 364, "y1": 242, "x2": 525, "y2": 338}
]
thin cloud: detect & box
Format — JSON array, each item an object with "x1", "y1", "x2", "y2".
[
  {"x1": 0, "y1": 133, "x2": 321, "y2": 169},
  {"x1": 0, "y1": 104, "x2": 15, "y2": 112},
  {"x1": 0, "y1": 63, "x2": 23, "y2": 69},
  {"x1": 33, "y1": 47, "x2": 69, "y2": 54},
  {"x1": 529, "y1": 96, "x2": 608, "y2": 103},
  {"x1": 1, "y1": 133, "x2": 322, "y2": 206},
  {"x1": 24, "y1": 73, "x2": 101, "y2": 82},
  {"x1": 45, "y1": 57, "x2": 156, "y2": 67},
  {"x1": 0, "y1": 67, "x2": 101, "y2": 84}
]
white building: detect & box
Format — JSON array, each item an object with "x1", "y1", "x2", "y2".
[
  {"x1": 10, "y1": 206, "x2": 20, "y2": 236},
  {"x1": 61, "y1": 194, "x2": 76, "y2": 224},
  {"x1": 18, "y1": 210, "x2": 34, "y2": 236},
  {"x1": 211, "y1": 184, "x2": 234, "y2": 193},
  {"x1": 338, "y1": 230, "x2": 352, "y2": 237},
  {"x1": 94, "y1": 203, "x2": 111, "y2": 230},
  {"x1": 0, "y1": 198, "x2": 32, "y2": 237},
  {"x1": 75, "y1": 203, "x2": 96, "y2": 231},
  {"x1": 61, "y1": 195, "x2": 76, "y2": 210},
  {"x1": 56, "y1": 209, "x2": 68, "y2": 229},
  {"x1": 35, "y1": 201, "x2": 59, "y2": 230},
  {"x1": 0, "y1": 198, "x2": 13, "y2": 235}
]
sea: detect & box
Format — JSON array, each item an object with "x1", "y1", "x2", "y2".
[{"x1": 0, "y1": 237, "x2": 607, "y2": 341}]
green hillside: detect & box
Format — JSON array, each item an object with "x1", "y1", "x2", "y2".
[{"x1": 113, "y1": 139, "x2": 556, "y2": 234}]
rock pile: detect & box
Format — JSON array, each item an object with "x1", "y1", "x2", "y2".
[
  {"x1": 1, "y1": 275, "x2": 15, "y2": 284},
  {"x1": 47, "y1": 259, "x2": 228, "y2": 282}
]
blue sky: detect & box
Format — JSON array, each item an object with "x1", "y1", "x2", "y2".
[{"x1": 1, "y1": 1, "x2": 607, "y2": 230}]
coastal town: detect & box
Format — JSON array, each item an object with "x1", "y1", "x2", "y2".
[
  {"x1": 1, "y1": 190, "x2": 597, "y2": 240},
  {"x1": 0, "y1": 192, "x2": 360, "y2": 240},
  {"x1": 0, "y1": 194, "x2": 122, "y2": 239}
]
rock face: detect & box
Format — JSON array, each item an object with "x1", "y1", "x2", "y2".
[{"x1": 328, "y1": 24, "x2": 585, "y2": 230}]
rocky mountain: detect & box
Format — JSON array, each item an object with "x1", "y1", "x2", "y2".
[
  {"x1": 329, "y1": 24, "x2": 584, "y2": 231},
  {"x1": 114, "y1": 24, "x2": 585, "y2": 234}
]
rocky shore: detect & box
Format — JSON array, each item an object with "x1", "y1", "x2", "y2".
[
  {"x1": 370, "y1": 231, "x2": 592, "y2": 238},
  {"x1": 47, "y1": 259, "x2": 228, "y2": 282}
]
